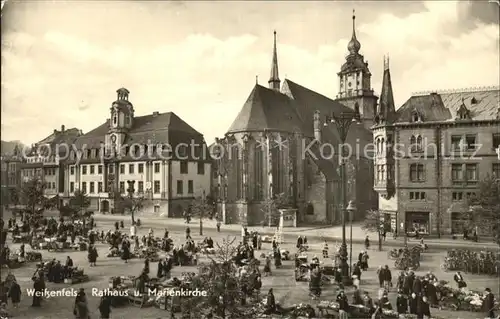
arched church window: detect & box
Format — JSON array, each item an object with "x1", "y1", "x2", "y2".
[
  {"x1": 376, "y1": 139, "x2": 381, "y2": 154},
  {"x1": 381, "y1": 138, "x2": 385, "y2": 155},
  {"x1": 113, "y1": 115, "x2": 118, "y2": 125},
  {"x1": 125, "y1": 115, "x2": 131, "y2": 125}
]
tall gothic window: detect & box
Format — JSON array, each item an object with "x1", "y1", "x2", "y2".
[
  {"x1": 271, "y1": 146, "x2": 282, "y2": 194},
  {"x1": 232, "y1": 147, "x2": 242, "y2": 199},
  {"x1": 254, "y1": 144, "x2": 263, "y2": 200}
]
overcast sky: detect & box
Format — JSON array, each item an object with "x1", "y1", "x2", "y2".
[{"x1": 1, "y1": 0, "x2": 499, "y2": 145}]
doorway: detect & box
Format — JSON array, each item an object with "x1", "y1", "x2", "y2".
[{"x1": 101, "y1": 200, "x2": 110, "y2": 213}]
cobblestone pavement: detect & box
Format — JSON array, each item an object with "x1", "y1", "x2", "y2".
[{"x1": 2, "y1": 214, "x2": 497, "y2": 319}]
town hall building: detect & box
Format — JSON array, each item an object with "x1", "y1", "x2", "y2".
[
  {"x1": 64, "y1": 88, "x2": 212, "y2": 217},
  {"x1": 213, "y1": 13, "x2": 379, "y2": 226}
]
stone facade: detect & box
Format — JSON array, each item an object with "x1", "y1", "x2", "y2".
[{"x1": 374, "y1": 86, "x2": 500, "y2": 236}]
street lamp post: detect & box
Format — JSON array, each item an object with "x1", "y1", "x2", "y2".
[
  {"x1": 324, "y1": 109, "x2": 361, "y2": 286},
  {"x1": 347, "y1": 200, "x2": 356, "y2": 277},
  {"x1": 126, "y1": 180, "x2": 135, "y2": 223}
]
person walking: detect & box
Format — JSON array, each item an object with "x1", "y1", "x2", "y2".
[
  {"x1": 73, "y1": 288, "x2": 89, "y2": 319},
  {"x1": 483, "y1": 288, "x2": 495, "y2": 319},
  {"x1": 8, "y1": 280, "x2": 21, "y2": 308},
  {"x1": 98, "y1": 295, "x2": 112, "y2": 319}
]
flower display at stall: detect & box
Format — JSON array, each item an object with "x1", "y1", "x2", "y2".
[{"x1": 435, "y1": 281, "x2": 497, "y2": 312}]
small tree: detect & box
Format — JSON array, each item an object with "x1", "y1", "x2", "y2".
[
  {"x1": 9, "y1": 188, "x2": 19, "y2": 206},
  {"x1": 362, "y1": 209, "x2": 384, "y2": 251},
  {"x1": 69, "y1": 189, "x2": 91, "y2": 216},
  {"x1": 20, "y1": 177, "x2": 46, "y2": 215},
  {"x1": 190, "y1": 193, "x2": 215, "y2": 236},
  {"x1": 261, "y1": 192, "x2": 287, "y2": 227},
  {"x1": 116, "y1": 193, "x2": 145, "y2": 224},
  {"x1": 466, "y1": 175, "x2": 500, "y2": 246},
  {"x1": 185, "y1": 237, "x2": 263, "y2": 318}
]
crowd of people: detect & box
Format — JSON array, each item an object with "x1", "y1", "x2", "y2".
[{"x1": 0, "y1": 210, "x2": 498, "y2": 319}]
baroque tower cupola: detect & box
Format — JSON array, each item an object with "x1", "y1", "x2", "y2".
[
  {"x1": 336, "y1": 10, "x2": 378, "y2": 129},
  {"x1": 107, "y1": 87, "x2": 134, "y2": 154}
]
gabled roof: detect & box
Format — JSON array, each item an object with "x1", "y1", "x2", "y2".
[
  {"x1": 29, "y1": 128, "x2": 81, "y2": 156},
  {"x1": 283, "y1": 79, "x2": 373, "y2": 147},
  {"x1": 395, "y1": 87, "x2": 500, "y2": 123},
  {"x1": 226, "y1": 84, "x2": 305, "y2": 134}
]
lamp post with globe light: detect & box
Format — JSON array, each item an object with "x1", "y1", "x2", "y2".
[{"x1": 323, "y1": 108, "x2": 361, "y2": 286}]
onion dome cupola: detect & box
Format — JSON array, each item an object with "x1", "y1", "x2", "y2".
[{"x1": 347, "y1": 10, "x2": 361, "y2": 55}]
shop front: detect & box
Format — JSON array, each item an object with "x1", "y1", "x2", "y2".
[{"x1": 405, "y1": 211, "x2": 430, "y2": 235}]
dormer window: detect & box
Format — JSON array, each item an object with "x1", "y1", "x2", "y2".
[
  {"x1": 470, "y1": 97, "x2": 477, "y2": 104},
  {"x1": 411, "y1": 110, "x2": 422, "y2": 123},
  {"x1": 456, "y1": 100, "x2": 471, "y2": 120}
]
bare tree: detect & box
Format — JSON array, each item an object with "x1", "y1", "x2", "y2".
[
  {"x1": 115, "y1": 193, "x2": 146, "y2": 224},
  {"x1": 184, "y1": 237, "x2": 262, "y2": 318},
  {"x1": 361, "y1": 209, "x2": 384, "y2": 251},
  {"x1": 190, "y1": 193, "x2": 216, "y2": 236},
  {"x1": 20, "y1": 177, "x2": 46, "y2": 215},
  {"x1": 260, "y1": 192, "x2": 287, "y2": 227},
  {"x1": 69, "y1": 189, "x2": 90, "y2": 216},
  {"x1": 465, "y1": 175, "x2": 500, "y2": 246}
]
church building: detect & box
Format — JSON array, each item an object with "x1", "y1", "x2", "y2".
[{"x1": 213, "y1": 13, "x2": 379, "y2": 226}]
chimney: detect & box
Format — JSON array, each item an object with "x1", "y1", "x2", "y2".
[
  {"x1": 61, "y1": 125, "x2": 65, "y2": 132},
  {"x1": 153, "y1": 111, "x2": 159, "y2": 117},
  {"x1": 54, "y1": 129, "x2": 58, "y2": 134},
  {"x1": 313, "y1": 110, "x2": 321, "y2": 142}
]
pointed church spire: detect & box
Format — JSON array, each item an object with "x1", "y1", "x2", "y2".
[
  {"x1": 268, "y1": 30, "x2": 280, "y2": 91},
  {"x1": 347, "y1": 9, "x2": 361, "y2": 55},
  {"x1": 377, "y1": 55, "x2": 395, "y2": 124}
]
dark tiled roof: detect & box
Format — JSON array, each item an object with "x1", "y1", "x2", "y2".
[
  {"x1": 1, "y1": 140, "x2": 24, "y2": 156},
  {"x1": 395, "y1": 88, "x2": 500, "y2": 123},
  {"x1": 377, "y1": 68, "x2": 396, "y2": 123},
  {"x1": 283, "y1": 79, "x2": 373, "y2": 148},
  {"x1": 340, "y1": 54, "x2": 369, "y2": 74},
  {"x1": 439, "y1": 89, "x2": 499, "y2": 121},
  {"x1": 71, "y1": 112, "x2": 205, "y2": 162},
  {"x1": 30, "y1": 128, "x2": 82, "y2": 156},
  {"x1": 226, "y1": 84, "x2": 306, "y2": 134},
  {"x1": 75, "y1": 112, "x2": 203, "y2": 149},
  {"x1": 395, "y1": 94, "x2": 450, "y2": 123}
]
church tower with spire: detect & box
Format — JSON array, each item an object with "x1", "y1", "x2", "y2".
[
  {"x1": 268, "y1": 31, "x2": 280, "y2": 91},
  {"x1": 336, "y1": 10, "x2": 378, "y2": 129}
]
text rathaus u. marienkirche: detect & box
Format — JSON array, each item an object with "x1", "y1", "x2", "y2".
[{"x1": 213, "y1": 14, "x2": 383, "y2": 226}]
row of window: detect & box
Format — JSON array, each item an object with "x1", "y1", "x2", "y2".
[
  {"x1": 451, "y1": 192, "x2": 476, "y2": 201},
  {"x1": 409, "y1": 191, "x2": 478, "y2": 202},
  {"x1": 409, "y1": 191, "x2": 426, "y2": 200},
  {"x1": 377, "y1": 133, "x2": 500, "y2": 154},
  {"x1": 69, "y1": 180, "x2": 195, "y2": 195},
  {"x1": 44, "y1": 168, "x2": 57, "y2": 175},
  {"x1": 46, "y1": 182, "x2": 57, "y2": 189},
  {"x1": 69, "y1": 144, "x2": 184, "y2": 160},
  {"x1": 409, "y1": 163, "x2": 499, "y2": 183},
  {"x1": 70, "y1": 162, "x2": 205, "y2": 176}
]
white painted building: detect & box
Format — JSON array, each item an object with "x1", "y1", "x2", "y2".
[{"x1": 64, "y1": 88, "x2": 212, "y2": 217}]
